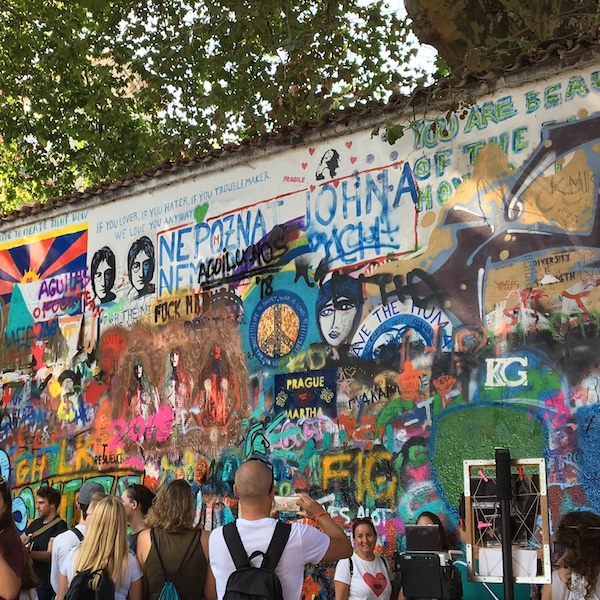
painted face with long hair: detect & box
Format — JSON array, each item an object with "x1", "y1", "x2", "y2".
[{"x1": 316, "y1": 276, "x2": 362, "y2": 348}]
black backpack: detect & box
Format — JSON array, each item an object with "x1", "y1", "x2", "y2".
[
  {"x1": 64, "y1": 569, "x2": 114, "y2": 600},
  {"x1": 223, "y1": 521, "x2": 291, "y2": 600}
]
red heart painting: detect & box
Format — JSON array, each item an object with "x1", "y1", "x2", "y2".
[{"x1": 363, "y1": 573, "x2": 386, "y2": 596}]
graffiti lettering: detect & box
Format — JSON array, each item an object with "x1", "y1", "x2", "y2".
[
  {"x1": 322, "y1": 449, "x2": 397, "y2": 506},
  {"x1": 485, "y1": 357, "x2": 529, "y2": 387}
]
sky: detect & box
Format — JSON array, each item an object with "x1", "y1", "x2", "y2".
[{"x1": 389, "y1": 0, "x2": 438, "y2": 77}]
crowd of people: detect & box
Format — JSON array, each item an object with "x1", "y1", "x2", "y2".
[{"x1": 1, "y1": 467, "x2": 599, "y2": 600}]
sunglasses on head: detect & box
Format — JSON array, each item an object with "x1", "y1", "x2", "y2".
[{"x1": 245, "y1": 456, "x2": 273, "y2": 471}]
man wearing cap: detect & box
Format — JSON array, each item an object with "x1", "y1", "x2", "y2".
[{"x1": 49, "y1": 482, "x2": 105, "y2": 594}]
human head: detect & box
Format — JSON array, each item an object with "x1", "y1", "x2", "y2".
[
  {"x1": 234, "y1": 458, "x2": 274, "y2": 507},
  {"x1": 91, "y1": 246, "x2": 116, "y2": 302},
  {"x1": 75, "y1": 495, "x2": 129, "y2": 586},
  {"x1": 84, "y1": 491, "x2": 107, "y2": 526},
  {"x1": 127, "y1": 236, "x2": 155, "y2": 294},
  {"x1": 36, "y1": 485, "x2": 61, "y2": 518},
  {"x1": 554, "y1": 510, "x2": 600, "y2": 587},
  {"x1": 416, "y1": 511, "x2": 451, "y2": 552},
  {"x1": 352, "y1": 517, "x2": 377, "y2": 557},
  {"x1": 78, "y1": 481, "x2": 105, "y2": 519},
  {"x1": 121, "y1": 483, "x2": 155, "y2": 523},
  {"x1": 352, "y1": 517, "x2": 377, "y2": 539},
  {"x1": 316, "y1": 275, "x2": 362, "y2": 348},
  {"x1": 144, "y1": 479, "x2": 195, "y2": 533}
]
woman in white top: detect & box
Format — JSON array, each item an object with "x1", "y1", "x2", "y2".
[
  {"x1": 334, "y1": 517, "x2": 392, "y2": 600},
  {"x1": 56, "y1": 496, "x2": 143, "y2": 600},
  {"x1": 542, "y1": 511, "x2": 600, "y2": 600}
]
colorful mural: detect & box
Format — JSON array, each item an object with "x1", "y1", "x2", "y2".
[{"x1": 2, "y1": 61, "x2": 600, "y2": 596}]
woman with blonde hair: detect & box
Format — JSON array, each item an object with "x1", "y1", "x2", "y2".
[
  {"x1": 137, "y1": 479, "x2": 215, "y2": 600},
  {"x1": 56, "y1": 496, "x2": 142, "y2": 600}
]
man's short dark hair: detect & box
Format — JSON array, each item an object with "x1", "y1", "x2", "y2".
[{"x1": 37, "y1": 485, "x2": 62, "y2": 508}]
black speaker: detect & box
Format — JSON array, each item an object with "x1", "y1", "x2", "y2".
[{"x1": 495, "y1": 447, "x2": 512, "y2": 501}]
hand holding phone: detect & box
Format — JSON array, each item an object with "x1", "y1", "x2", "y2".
[{"x1": 273, "y1": 495, "x2": 300, "y2": 513}]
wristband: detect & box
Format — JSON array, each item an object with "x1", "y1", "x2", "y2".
[{"x1": 314, "y1": 511, "x2": 328, "y2": 525}]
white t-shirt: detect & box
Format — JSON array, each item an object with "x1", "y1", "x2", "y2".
[
  {"x1": 209, "y1": 518, "x2": 330, "y2": 600},
  {"x1": 334, "y1": 554, "x2": 392, "y2": 600},
  {"x1": 60, "y1": 545, "x2": 143, "y2": 600},
  {"x1": 50, "y1": 525, "x2": 86, "y2": 592},
  {"x1": 552, "y1": 569, "x2": 600, "y2": 600}
]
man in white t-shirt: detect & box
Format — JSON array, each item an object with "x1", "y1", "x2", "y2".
[
  {"x1": 49, "y1": 482, "x2": 105, "y2": 593},
  {"x1": 209, "y1": 457, "x2": 352, "y2": 600}
]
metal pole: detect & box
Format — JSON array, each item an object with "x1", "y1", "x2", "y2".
[{"x1": 495, "y1": 447, "x2": 515, "y2": 600}]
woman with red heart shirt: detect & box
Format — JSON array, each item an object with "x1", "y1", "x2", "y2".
[{"x1": 334, "y1": 518, "x2": 393, "y2": 600}]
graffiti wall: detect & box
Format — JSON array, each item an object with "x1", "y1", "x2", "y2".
[{"x1": 2, "y1": 57, "x2": 600, "y2": 590}]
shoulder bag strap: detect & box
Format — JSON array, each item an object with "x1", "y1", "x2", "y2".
[
  {"x1": 223, "y1": 522, "x2": 250, "y2": 569},
  {"x1": 263, "y1": 522, "x2": 291, "y2": 571},
  {"x1": 70, "y1": 526, "x2": 84, "y2": 542},
  {"x1": 30, "y1": 517, "x2": 62, "y2": 538},
  {"x1": 349, "y1": 556, "x2": 354, "y2": 578}
]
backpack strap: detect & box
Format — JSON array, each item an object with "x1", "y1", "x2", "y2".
[
  {"x1": 71, "y1": 526, "x2": 84, "y2": 542},
  {"x1": 263, "y1": 522, "x2": 291, "y2": 571},
  {"x1": 223, "y1": 522, "x2": 250, "y2": 569},
  {"x1": 223, "y1": 521, "x2": 291, "y2": 571},
  {"x1": 349, "y1": 556, "x2": 354, "y2": 578},
  {"x1": 152, "y1": 529, "x2": 200, "y2": 583}
]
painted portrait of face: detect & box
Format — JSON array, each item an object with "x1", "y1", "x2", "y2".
[
  {"x1": 316, "y1": 275, "x2": 362, "y2": 349},
  {"x1": 221, "y1": 456, "x2": 238, "y2": 484},
  {"x1": 91, "y1": 246, "x2": 116, "y2": 303},
  {"x1": 195, "y1": 458, "x2": 209, "y2": 483},
  {"x1": 127, "y1": 236, "x2": 156, "y2": 298},
  {"x1": 316, "y1": 148, "x2": 341, "y2": 181},
  {"x1": 134, "y1": 362, "x2": 143, "y2": 379}
]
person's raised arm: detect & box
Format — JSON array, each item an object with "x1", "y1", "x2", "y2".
[{"x1": 296, "y1": 494, "x2": 352, "y2": 563}]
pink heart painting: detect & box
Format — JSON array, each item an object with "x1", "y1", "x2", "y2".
[{"x1": 363, "y1": 573, "x2": 387, "y2": 597}]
